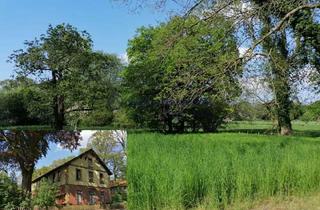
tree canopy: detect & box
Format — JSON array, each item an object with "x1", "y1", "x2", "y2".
[
  {"x1": 122, "y1": 15, "x2": 241, "y2": 132},
  {"x1": 117, "y1": 0, "x2": 320, "y2": 135},
  {"x1": 82, "y1": 130, "x2": 126, "y2": 179},
  {"x1": 9, "y1": 24, "x2": 122, "y2": 129}
]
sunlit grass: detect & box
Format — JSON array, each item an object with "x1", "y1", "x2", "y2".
[{"x1": 128, "y1": 132, "x2": 320, "y2": 210}]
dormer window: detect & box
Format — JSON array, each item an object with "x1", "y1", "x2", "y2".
[
  {"x1": 99, "y1": 173, "x2": 104, "y2": 184},
  {"x1": 76, "y1": 169, "x2": 81, "y2": 181}
]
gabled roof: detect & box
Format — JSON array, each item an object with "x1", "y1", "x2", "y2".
[{"x1": 32, "y1": 148, "x2": 112, "y2": 183}]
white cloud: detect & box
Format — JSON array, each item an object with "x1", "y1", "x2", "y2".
[
  {"x1": 56, "y1": 130, "x2": 96, "y2": 150},
  {"x1": 238, "y1": 46, "x2": 249, "y2": 58},
  {"x1": 119, "y1": 52, "x2": 129, "y2": 65},
  {"x1": 79, "y1": 130, "x2": 96, "y2": 148}
]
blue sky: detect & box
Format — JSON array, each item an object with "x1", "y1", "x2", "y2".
[
  {"x1": 0, "y1": 0, "x2": 172, "y2": 80},
  {"x1": 36, "y1": 130, "x2": 96, "y2": 169}
]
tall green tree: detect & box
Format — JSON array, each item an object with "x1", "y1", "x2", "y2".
[
  {"x1": 0, "y1": 130, "x2": 81, "y2": 192},
  {"x1": 117, "y1": 0, "x2": 320, "y2": 135},
  {"x1": 123, "y1": 15, "x2": 241, "y2": 132},
  {"x1": 84, "y1": 130, "x2": 126, "y2": 179},
  {"x1": 9, "y1": 24, "x2": 122, "y2": 129},
  {"x1": 245, "y1": 0, "x2": 320, "y2": 134}
]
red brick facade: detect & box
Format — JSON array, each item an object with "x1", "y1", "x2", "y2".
[{"x1": 56, "y1": 184, "x2": 111, "y2": 206}]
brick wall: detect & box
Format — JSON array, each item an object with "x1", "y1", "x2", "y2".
[{"x1": 65, "y1": 184, "x2": 111, "y2": 206}]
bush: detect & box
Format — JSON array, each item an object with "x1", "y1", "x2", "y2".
[
  {"x1": 0, "y1": 172, "x2": 31, "y2": 209},
  {"x1": 32, "y1": 179, "x2": 58, "y2": 209},
  {"x1": 301, "y1": 101, "x2": 320, "y2": 121},
  {"x1": 112, "y1": 193, "x2": 123, "y2": 203}
]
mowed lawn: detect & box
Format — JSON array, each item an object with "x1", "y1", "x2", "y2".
[{"x1": 127, "y1": 122, "x2": 320, "y2": 210}]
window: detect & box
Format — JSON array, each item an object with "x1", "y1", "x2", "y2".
[
  {"x1": 89, "y1": 171, "x2": 94, "y2": 183},
  {"x1": 89, "y1": 191, "x2": 95, "y2": 205},
  {"x1": 99, "y1": 173, "x2": 104, "y2": 184},
  {"x1": 100, "y1": 191, "x2": 105, "y2": 204},
  {"x1": 76, "y1": 169, "x2": 81, "y2": 181},
  {"x1": 76, "y1": 191, "x2": 82, "y2": 205}
]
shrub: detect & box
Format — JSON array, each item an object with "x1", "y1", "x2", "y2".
[
  {"x1": 32, "y1": 179, "x2": 58, "y2": 209},
  {"x1": 0, "y1": 172, "x2": 31, "y2": 209}
]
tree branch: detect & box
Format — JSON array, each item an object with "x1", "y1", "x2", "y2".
[{"x1": 243, "y1": 3, "x2": 320, "y2": 60}]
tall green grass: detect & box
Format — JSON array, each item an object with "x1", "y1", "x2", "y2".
[{"x1": 127, "y1": 133, "x2": 320, "y2": 209}]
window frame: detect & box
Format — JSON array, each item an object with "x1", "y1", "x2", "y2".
[
  {"x1": 76, "y1": 168, "x2": 82, "y2": 181},
  {"x1": 99, "y1": 173, "x2": 104, "y2": 184},
  {"x1": 89, "y1": 191, "x2": 96, "y2": 205},
  {"x1": 76, "y1": 190, "x2": 82, "y2": 205},
  {"x1": 88, "y1": 171, "x2": 94, "y2": 183},
  {"x1": 100, "y1": 191, "x2": 105, "y2": 204}
]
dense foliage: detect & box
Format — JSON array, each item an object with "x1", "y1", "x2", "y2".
[
  {"x1": 301, "y1": 101, "x2": 320, "y2": 121},
  {"x1": 0, "y1": 172, "x2": 31, "y2": 209},
  {"x1": 122, "y1": 15, "x2": 241, "y2": 133},
  {"x1": 82, "y1": 130, "x2": 127, "y2": 179},
  {"x1": 32, "y1": 179, "x2": 58, "y2": 209},
  {"x1": 0, "y1": 77, "x2": 51, "y2": 126},
  {"x1": 8, "y1": 24, "x2": 122, "y2": 129}
]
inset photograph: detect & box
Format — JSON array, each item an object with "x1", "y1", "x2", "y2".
[{"x1": 0, "y1": 130, "x2": 127, "y2": 210}]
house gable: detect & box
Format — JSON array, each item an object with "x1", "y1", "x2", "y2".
[
  {"x1": 32, "y1": 149, "x2": 112, "y2": 188},
  {"x1": 67, "y1": 151, "x2": 110, "y2": 188}
]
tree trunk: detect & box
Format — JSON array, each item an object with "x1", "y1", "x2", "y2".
[
  {"x1": 274, "y1": 77, "x2": 292, "y2": 135},
  {"x1": 52, "y1": 70, "x2": 65, "y2": 130},
  {"x1": 261, "y1": 16, "x2": 293, "y2": 135},
  {"x1": 272, "y1": 32, "x2": 293, "y2": 136},
  {"x1": 21, "y1": 167, "x2": 34, "y2": 192},
  {"x1": 54, "y1": 95, "x2": 65, "y2": 130}
]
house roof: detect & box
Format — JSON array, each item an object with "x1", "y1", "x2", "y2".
[{"x1": 32, "y1": 148, "x2": 112, "y2": 183}]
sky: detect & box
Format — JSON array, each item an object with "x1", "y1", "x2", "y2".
[
  {"x1": 0, "y1": 0, "x2": 173, "y2": 80},
  {"x1": 35, "y1": 130, "x2": 94, "y2": 169}
]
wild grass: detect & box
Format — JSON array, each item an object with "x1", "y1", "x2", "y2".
[{"x1": 127, "y1": 132, "x2": 320, "y2": 210}]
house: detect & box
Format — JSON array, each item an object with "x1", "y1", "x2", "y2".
[{"x1": 32, "y1": 149, "x2": 113, "y2": 207}]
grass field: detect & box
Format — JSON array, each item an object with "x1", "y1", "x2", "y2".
[{"x1": 128, "y1": 122, "x2": 320, "y2": 210}]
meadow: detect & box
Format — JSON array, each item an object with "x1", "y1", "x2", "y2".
[{"x1": 127, "y1": 121, "x2": 320, "y2": 210}]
